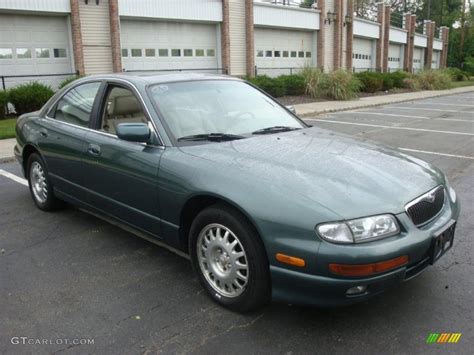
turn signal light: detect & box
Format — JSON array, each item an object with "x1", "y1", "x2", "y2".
[
  {"x1": 276, "y1": 253, "x2": 306, "y2": 267},
  {"x1": 329, "y1": 255, "x2": 408, "y2": 277}
]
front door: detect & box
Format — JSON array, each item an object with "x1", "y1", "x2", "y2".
[{"x1": 82, "y1": 84, "x2": 164, "y2": 237}]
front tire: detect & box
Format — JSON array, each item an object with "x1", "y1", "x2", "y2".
[
  {"x1": 189, "y1": 204, "x2": 271, "y2": 312},
  {"x1": 27, "y1": 153, "x2": 63, "y2": 211}
]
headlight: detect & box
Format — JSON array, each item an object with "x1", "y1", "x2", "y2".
[{"x1": 316, "y1": 214, "x2": 400, "y2": 244}]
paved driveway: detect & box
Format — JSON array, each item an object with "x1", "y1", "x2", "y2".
[{"x1": 0, "y1": 93, "x2": 473, "y2": 354}]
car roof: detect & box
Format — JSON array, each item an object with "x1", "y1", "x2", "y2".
[{"x1": 83, "y1": 72, "x2": 241, "y2": 86}]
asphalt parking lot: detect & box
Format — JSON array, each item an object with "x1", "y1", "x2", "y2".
[{"x1": 1, "y1": 93, "x2": 473, "y2": 354}]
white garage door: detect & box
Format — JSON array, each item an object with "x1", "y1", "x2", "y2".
[
  {"x1": 254, "y1": 28, "x2": 315, "y2": 77},
  {"x1": 413, "y1": 47, "x2": 424, "y2": 72},
  {"x1": 388, "y1": 43, "x2": 403, "y2": 72},
  {"x1": 121, "y1": 20, "x2": 220, "y2": 73},
  {"x1": 0, "y1": 14, "x2": 74, "y2": 89},
  {"x1": 432, "y1": 50, "x2": 440, "y2": 69},
  {"x1": 352, "y1": 37, "x2": 375, "y2": 72}
]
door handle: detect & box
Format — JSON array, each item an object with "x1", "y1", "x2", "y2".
[
  {"x1": 39, "y1": 128, "x2": 48, "y2": 138},
  {"x1": 88, "y1": 144, "x2": 101, "y2": 156}
]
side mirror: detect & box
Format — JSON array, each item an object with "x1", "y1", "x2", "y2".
[
  {"x1": 286, "y1": 105, "x2": 296, "y2": 115},
  {"x1": 116, "y1": 123, "x2": 150, "y2": 143}
]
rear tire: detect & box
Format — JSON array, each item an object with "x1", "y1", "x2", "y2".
[
  {"x1": 189, "y1": 204, "x2": 271, "y2": 312},
  {"x1": 27, "y1": 153, "x2": 63, "y2": 211}
]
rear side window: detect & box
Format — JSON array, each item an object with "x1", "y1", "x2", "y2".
[{"x1": 52, "y1": 82, "x2": 101, "y2": 128}]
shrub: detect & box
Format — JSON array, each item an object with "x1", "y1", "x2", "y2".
[
  {"x1": 8, "y1": 82, "x2": 54, "y2": 115},
  {"x1": 381, "y1": 74, "x2": 395, "y2": 91},
  {"x1": 402, "y1": 78, "x2": 419, "y2": 90},
  {"x1": 278, "y1": 75, "x2": 305, "y2": 96},
  {"x1": 389, "y1": 71, "x2": 409, "y2": 88},
  {"x1": 0, "y1": 89, "x2": 8, "y2": 119},
  {"x1": 355, "y1": 72, "x2": 383, "y2": 93},
  {"x1": 247, "y1": 75, "x2": 286, "y2": 97},
  {"x1": 301, "y1": 66, "x2": 328, "y2": 98},
  {"x1": 325, "y1": 70, "x2": 361, "y2": 100},
  {"x1": 445, "y1": 67, "x2": 468, "y2": 81},
  {"x1": 416, "y1": 70, "x2": 452, "y2": 90},
  {"x1": 58, "y1": 75, "x2": 83, "y2": 89}
]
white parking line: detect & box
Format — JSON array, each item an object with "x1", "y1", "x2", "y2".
[
  {"x1": 385, "y1": 106, "x2": 474, "y2": 114},
  {"x1": 349, "y1": 112, "x2": 429, "y2": 119},
  {"x1": 0, "y1": 169, "x2": 28, "y2": 186},
  {"x1": 399, "y1": 148, "x2": 474, "y2": 160},
  {"x1": 414, "y1": 103, "x2": 474, "y2": 107},
  {"x1": 310, "y1": 119, "x2": 474, "y2": 136}
]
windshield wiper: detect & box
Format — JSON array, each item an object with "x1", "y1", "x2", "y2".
[
  {"x1": 177, "y1": 133, "x2": 246, "y2": 142},
  {"x1": 252, "y1": 126, "x2": 301, "y2": 135}
]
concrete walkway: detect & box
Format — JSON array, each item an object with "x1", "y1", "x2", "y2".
[
  {"x1": 1, "y1": 86, "x2": 473, "y2": 162},
  {"x1": 294, "y1": 86, "x2": 474, "y2": 117}
]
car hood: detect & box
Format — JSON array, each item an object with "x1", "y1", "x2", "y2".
[{"x1": 178, "y1": 127, "x2": 444, "y2": 219}]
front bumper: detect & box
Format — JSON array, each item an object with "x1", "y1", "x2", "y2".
[{"x1": 269, "y1": 193, "x2": 460, "y2": 307}]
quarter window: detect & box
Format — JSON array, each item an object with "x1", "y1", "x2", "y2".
[
  {"x1": 53, "y1": 48, "x2": 67, "y2": 58},
  {"x1": 17, "y1": 48, "x2": 31, "y2": 59},
  {"x1": 52, "y1": 82, "x2": 101, "y2": 128},
  {"x1": 36, "y1": 48, "x2": 50, "y2": 58}
]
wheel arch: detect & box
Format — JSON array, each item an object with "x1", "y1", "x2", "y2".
[
  {"x1": 179, "y1": 193, "x2": 264, "y2": 254},
  {"x1": 22, "y1": 143, "x2": 42, "y2": 176}
]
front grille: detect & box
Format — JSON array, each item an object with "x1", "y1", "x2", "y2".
[{"x1": 406, "y1": 186, "x2": 445, "y2": 226}]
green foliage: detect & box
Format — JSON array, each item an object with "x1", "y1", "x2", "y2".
[
  {"x1": 402, "y1": 78, "x2": 420, "y2": 90},
  {"x1": 461, "y1": 56, "x2": 474, "y2": 74},
  {"x1": 247, "y1": 75, "x2": 286, "y2": 97},
  {"x1": 388, "y1": 71, "x2": 410, "y2": 88},
  {"x1": 445, "y1": 67, "x2": 468, "y2": 81},
  {"x1": 325, "y1": 70, "x2": 361, "y2": 100},
  {"x1": 301, "y1": 66, "x2": 328, "y2": 98},
  {"x1": 0, "y1": 90, "x2": 8, "y2": 119},
  {"x1": 416, "y1": 70, "x2": 452, "y2": 90},
  {"x1": 58, "y1": 75, "x2": 83, "y2": 89},
  {"x1": 355, "y1": 72, "x2": 383, "y2": 93},
  {"x1": 0, "y1": 118, "x2": 16, "y2": 139},
  {"x1": 8, "y1": 82, "x2": 54, "y2": 115},
  {"x1": 278, "y1": 75, "x2": 305, "y2": 96}
]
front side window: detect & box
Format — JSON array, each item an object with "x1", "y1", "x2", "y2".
[
  {"x1": 52, "y1": 82, "x2": 101, "y2": 127},
  {"x1": 101, "y1": 86, "x2": 148, "y2": 135},
  {"x1": 148, "y1": 80, "x2": 303, "y2": 141}
]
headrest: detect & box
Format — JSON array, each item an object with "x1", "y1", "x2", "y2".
[{"x1": 108, "y1": 95, "x2": 141, "y2": 116}]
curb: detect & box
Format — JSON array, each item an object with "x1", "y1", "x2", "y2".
[
  {"x1": 0, "y1": 156, "x2": 15, "y2": 164},
  {"x1": 296, "y1": 87, "x2": 474, "y2": 118}
]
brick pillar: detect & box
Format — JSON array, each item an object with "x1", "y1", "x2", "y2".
[
  {"x1": 70, "y1": 0, "x2": 85, "y2": 75},
  {"x1": 382, "y1": 5, "x2": 390, "y2": 72},
  {"x1": 317, "y1": 0, "x2": 325, "y2": 70},
  {"x1": 333, "y1": 0, "x2": 342, "y2": 70},
  {"x1": 404, "y1": 14, "x2": 415, "y2": 73},
  {"x1": 440, "y1": 26, "x2": 449, "y2": 68},
  {"x1": 221, "y1": 0, "x2": 230, "y2": 74},
  {"x1": 345, "y1": 0, "x2": 353, "y2": 71},
  {"x1": 375, "y1": 2, "x2": 384, "y2": 72},
  {"x1": 109, "y1": 0, "x2": 122, "y2": 73},
  {"x1": 245, "y1": 0, "x2": 254, "y2": 77},
  {"x1": 425, "y1": 21, "x2": 435, "y2": 69}
]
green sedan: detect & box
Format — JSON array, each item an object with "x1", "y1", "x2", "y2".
[{"x1": 14, "y1": 74, "x2": 460, "y2": 312}]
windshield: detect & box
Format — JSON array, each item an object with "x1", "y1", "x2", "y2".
[{"x1": 148, "y1": 80, "x2": 305, "y2": 142}]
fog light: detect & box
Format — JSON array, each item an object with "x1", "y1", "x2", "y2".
[{"x1": 346, "y1": 285, "x2": 367, "y2": 296}]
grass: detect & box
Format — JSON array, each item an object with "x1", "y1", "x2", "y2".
[
  {"x1": 0, "y1": 118, "x2": 16, "y2": 139},
  {"x1": 451, "y1": 80, "x2": 474, "y2": 88}
]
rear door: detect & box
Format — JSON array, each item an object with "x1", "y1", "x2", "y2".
[
  {"x1": 81, "y1": 82, "x2": 164, "y2": 236},
  {"x1": 39, "y1": 81, "x2": 102, "y2": 198}
]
